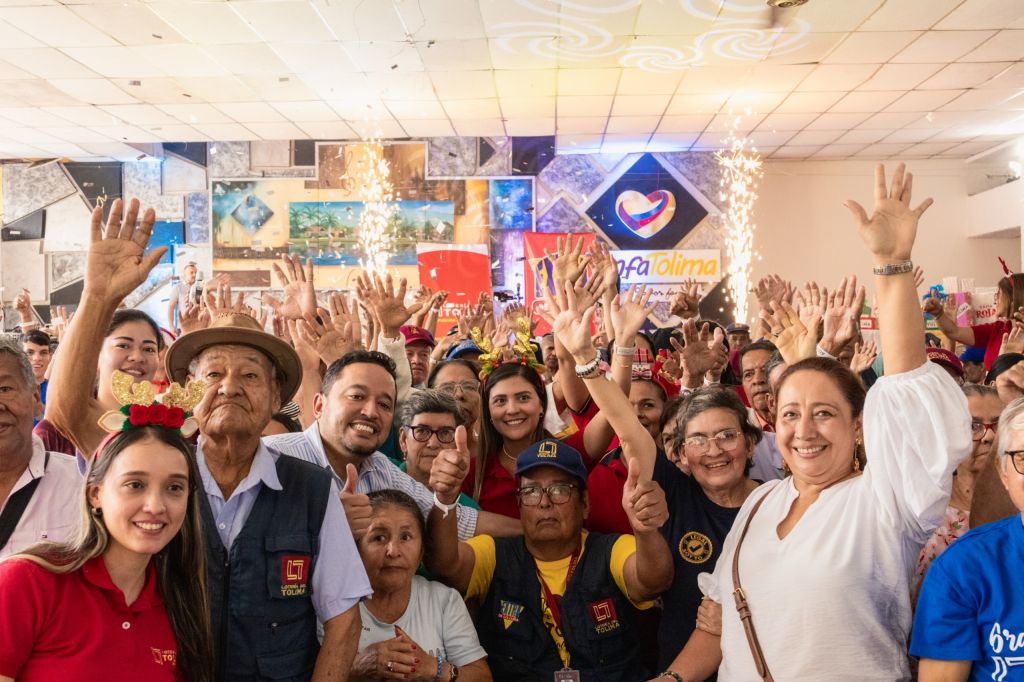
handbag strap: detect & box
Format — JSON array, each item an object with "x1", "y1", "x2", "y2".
[
  {"x1": 0, "y1": 452, "x2": 49, "y2": 550},
  {"x1": 731, "y1": 490, "x2": 774, "y2": 682}
]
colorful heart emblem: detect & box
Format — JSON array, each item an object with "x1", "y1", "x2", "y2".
[{"x1": 615, "y1": 190, "x2": 676, "y2": 239}]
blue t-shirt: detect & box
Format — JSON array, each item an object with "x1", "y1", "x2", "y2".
[{"x1": 911, "y1": 515, "x2": 1024, "y2": 681}]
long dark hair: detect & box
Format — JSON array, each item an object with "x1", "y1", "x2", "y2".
[
  {"x1": 997, "y1": 273, "x2": 1024, "y2": 318},
  {"x1": 8, "y1": 427, "x2": 213, "y2": 682},
  {"x1": 477, "y1": 362, "x2": 548, "y2": 500},
  {"x1": 107, "y1": 309, "x2": 164, "y2": 350}
]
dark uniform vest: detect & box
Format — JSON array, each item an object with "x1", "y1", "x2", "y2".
[
  {"x1": 200, "y1": 452, "x2": 332, "y2": 682},
  {"x1": 477, "y1": 533, "x2": 645, "y2": 682}
]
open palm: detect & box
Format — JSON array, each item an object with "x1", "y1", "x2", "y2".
[
  {"x1": 845, "y1": 163, "x2": 933, "y2": 261},
  {"x1": 85, "y1": 198, "x2": 164, "y2": 300}
]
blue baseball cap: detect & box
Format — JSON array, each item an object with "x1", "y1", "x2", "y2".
[
  {"x1": 515, "y1": 439, "x2": 588, "y2": 488},
  {"x1": 445, "y1": 339, "x2": 482, "y2": 360},
  {"x1": 959, "y1": 346, "x2": 985, "y2": 364}
]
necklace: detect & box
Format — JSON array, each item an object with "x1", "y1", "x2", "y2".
[{"x1": 500, "y1": 445, "x2": 517, "y2": 464}]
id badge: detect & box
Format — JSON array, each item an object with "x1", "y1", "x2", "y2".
[{"x1": 554, "y1": 669, "x2": 580, "y2": 682}]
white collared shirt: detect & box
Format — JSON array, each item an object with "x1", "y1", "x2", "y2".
[{"x1": 0, "y1": 436, "x2": 81, "y2": 559}]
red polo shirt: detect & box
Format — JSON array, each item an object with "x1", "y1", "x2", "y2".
[{"x1": 0, "y1": 555, "x2": 182, "y2": 681}]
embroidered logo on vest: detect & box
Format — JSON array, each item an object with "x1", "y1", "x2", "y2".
[
  {"x1": 538, "y1": 440, "x2": 558, "y2": 458},
  {"x1": 587, "y1": 598, "x2": 621, "y2": 634},
  {"x1": 679, "y1": 531, "x2": 713, "y2": 564},
  {"x1": 150, "y1": 648, "x2": 177, "y2": 666},
  {"x1": 499, "y1": 600, "x2": 524, "y2": 629},
  {"x1": 280, "y1": 554, "x2": 310, "y2": 596}
]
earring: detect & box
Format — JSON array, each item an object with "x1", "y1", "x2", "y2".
[{"x1": 91, "y1": 507, "x2": 102, "y2": 517}]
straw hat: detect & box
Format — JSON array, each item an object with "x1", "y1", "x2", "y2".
[{"x1": 164, "y1": 313, "x2": 302, "y2": 402}]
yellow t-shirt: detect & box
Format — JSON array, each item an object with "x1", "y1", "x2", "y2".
[{"x1": 465, "y1": 531, "x2": 652, "y2": 668}]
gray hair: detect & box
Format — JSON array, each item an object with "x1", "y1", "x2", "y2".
[
  {"x1": 399, "y1": 389, "x2": 465, "y2": 427},
  {"x1": 995, "y1": 397, "x2": 1024, "y2": 467},
  {"x1": 0, "y1": 336, "x2": 35, "y2": 389},
  {"x1": 764, "y1": 350, "x2": 787, "y2": 391}
]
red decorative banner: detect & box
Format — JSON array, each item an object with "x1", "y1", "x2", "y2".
[{"x1": 417, "y1": 243, "x2": 493, "y2": 333}]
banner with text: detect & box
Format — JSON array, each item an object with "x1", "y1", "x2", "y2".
[{"x1": 417, "y1": 243, "x2": 492, "y2": 332}]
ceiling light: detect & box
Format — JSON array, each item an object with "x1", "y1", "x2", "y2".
[{"x1": 767, "y1": 0, "x2": 808, "y2": 7}]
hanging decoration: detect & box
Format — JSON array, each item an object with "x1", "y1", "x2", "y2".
[{"x1": 715, "y1": 113, "x2": 763, "y2": 324}]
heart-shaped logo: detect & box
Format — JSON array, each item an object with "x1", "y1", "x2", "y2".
[{"x1": 615, "y1": 190, "x2": 676, "y2": 239}]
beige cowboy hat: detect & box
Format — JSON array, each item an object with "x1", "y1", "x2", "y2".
[{"x1": 164, "y1": 313, "x2": 302, "y2": 402}]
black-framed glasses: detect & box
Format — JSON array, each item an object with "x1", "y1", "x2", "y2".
[
  {"x1": 682, "y1": 429, "x2": 742, "y2": 456},
  {"x1": 517, "y1": 483, "x2": 579, "y2": 506},
  {"x1": 436, "y1": 380, "x2": 480, "y2": 396},
  {"x1": 971, "y1": 421, "x2": 998, "y2": 441},
  {"x1": 1004, "y1": 450, "x2": 1024, "y2": 475},
  {"x1": 404, "y1": 425, "x2": 456, "y2": 444}
]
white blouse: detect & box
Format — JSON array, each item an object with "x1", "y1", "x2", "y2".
[{"x1": 698, "y1": 361, "x2": 971, "y2": 681}]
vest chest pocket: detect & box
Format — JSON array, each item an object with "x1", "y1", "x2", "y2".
[{"x1": 265, "y1": 534, "x2": 314, "y2": 602}]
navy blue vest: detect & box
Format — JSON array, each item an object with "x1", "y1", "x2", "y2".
[
  {"x1": 200, "y1": 452, "x2": 332, "y2": 681},
  {"x1": 477, "y1": 533, "x2": 644, "y2": 682}
]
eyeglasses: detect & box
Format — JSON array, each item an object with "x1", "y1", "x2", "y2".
[
  {"x1": 682, "y1": 429, "x2": 742, "y2": 456},
  {"x1": 404, "y1": 425, "x2": 456, "y2": 444},
  {"x1": 1003, "y1": 451, "x2": 1024, "y2": 475},
  {"x1": 436, "y1": 380, "x2": 480, "y2": 397},
  {"x1": 971, "y1": 421, "x2": 998, "y2": 441},
  {"x1": 517, "y1": 483, "x2": 579, "y2": 506}
]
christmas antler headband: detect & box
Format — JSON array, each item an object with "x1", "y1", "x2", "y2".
[
  {"x1": 97, "y1": 370, "x2": 206, "y2": 441},
  {"x1": 471, "y1": 317, "x2": 546, "y2": 381}
]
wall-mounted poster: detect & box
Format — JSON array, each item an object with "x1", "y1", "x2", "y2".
[{"x1": 417, "y1": 243, "x2": 492, "y2": 331}]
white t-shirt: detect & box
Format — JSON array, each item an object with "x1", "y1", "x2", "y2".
[
  {"x1": 359, "y1": 575, "x2": 487, "y2": 668},
  {"x1": 0, "y1": 437, "x2": 81, "y2": 558},
  {"x1": 700, "y1": 361, "x2": 971, "y2": 681}
]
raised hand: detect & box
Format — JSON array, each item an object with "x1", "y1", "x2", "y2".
[
  {"x1": 546, "y1": 281, "x2": 596, "y2": 362},
  {"x1": 430, "y1": 425, "x2": 470, "y2": 505},
  {"x1": 340, "y1": 463, "x2": 372, "y2": 540},
  {"x1": 761, "y1": 300, "x2": 817, "y2": 364},
  {"x1": 669, "y1": 279, "x2": 702, "y2": 320},
  {"x1": 1000, "y1": 320, "x2": 1024, "y2": 356},
  {"x1": 849, "y1": 340, "x2": 878, "y2": 375},
  {"x1": 610, "y1": 284, "x2": 655, "y2": 342},
  {"x1": 921, "y1": 289, "x2": 944, "y2": 318},
  {"x1": 828, "y1": 275, "x2": 866, "y2": 353},
  {"x1": 202, "y1": 280, "x2": 246, "y2": 319},
  {"x1": 178, "y1": 299, "x2": 210, "y2": 335},
  {"x1": 622, "y1": 458, "x2": 668, "y2": 534},
  {"x1": 752, "y1": 274, "x2": 793, "y2": 310},
  {"x1": 267, "y1": 254, "x2": 316, "y2": 320},
  {"x1": 14, "y1": 288, "x2": 33, "y2": 323},
  {"x1": 844, "y1": 163, "x2": 933, "y2": 262},
  {"x1": 357, "y1": 271, "x2": 421, "y2": 338},
  {"x1": 85, "y1": 198, "x2": 164, "y2": 301},
  {"x1": 795, "y1": 281, "x2": 826, "y2": 329},
  {"x1": 590, "y1": 239, "x2": 620, "y2": 293},
  {"x1": 295, "y1": 308, "x2": 362, "y2": 367},
  {"x1": 913, "y1": 266, "x2": 925, "y2": 290},
  {"x1": 676, "y1": 319, "x2": 727, "y2": 382},
  {"x1": 545, "y1": 234, "x2": 591, "y2": 287}
]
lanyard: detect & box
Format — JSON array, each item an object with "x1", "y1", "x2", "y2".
[{"x1": 537, "y1": 544, "x2": 581, "y2": 631}]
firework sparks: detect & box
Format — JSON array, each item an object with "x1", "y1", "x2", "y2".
[{"x1": 354, "y1": 133, "x2": 398, "y2": 276}]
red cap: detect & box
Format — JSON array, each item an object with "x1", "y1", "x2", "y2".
[
  {"x1": 400, "y1": 325, "x2": 436, "y2": 348},
  {"x1": 926, "y1": 347, "x2": 964, "y2": 380}
]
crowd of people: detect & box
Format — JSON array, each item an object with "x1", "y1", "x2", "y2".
[{"x1": 0, "y1": 162, "x2": 1020, "y2": 682}]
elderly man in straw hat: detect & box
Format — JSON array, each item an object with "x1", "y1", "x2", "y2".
[{"x1": 57, "y1": 198, "x2": 370, "y2": 682}]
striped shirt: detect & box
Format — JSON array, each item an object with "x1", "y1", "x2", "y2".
[{"x1": 265, "y1": 423, "x2": 479, "y2": 541}]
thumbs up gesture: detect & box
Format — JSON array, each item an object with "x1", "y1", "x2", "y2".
[
  {"x1": 340, "y1": 462, "x2": 373, "y2": 540},
  {"x1": 429, "y1": 425, "x2": 470, "y2": 506},
  {"x1": 622, "y1": 458, "x2": 668, "y2": 535}
]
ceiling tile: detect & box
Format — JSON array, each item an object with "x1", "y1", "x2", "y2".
[
  {"x1": 980, "y1": 63, "x2": 1024, "y2": 89},
  {"x1": 0, "y1": 19, "x2": 43, "y2": 49},
  {"x1": 313, "y1": 0, "x2": 407, "y2": 42},
  {"x1": 940, "y1": 88, "x2": 1024, "y2": 110},
  {"x1": 886, "y1": 90, "x2": 964, "y2": 112},
  {"x1": 605, "y1": 116, "x2": 662, "y2": 134},
  {"x1": 855, "y1": 142, "x2": 913, "y2": 157},
  {"x1": 768, "y1": 147, "x2": 822, "y2": 159},
  {"x1": 270, "y1": 101, "x2": 339, "y2": 122},
  {"x1": 143, "y1": 124, "x2": 210, "y2": 142},
  {"x1": 158, "y1": 103, "x2": 233, "y2": 125},
  {"x1": 804, "y1": 112, "x2": 871, "y2": 130},
  {"x1": 399, "y1": 119, "x2": 456, "y2": 137},
  {"x1": 779, "y1": 0, "x2": 884, "y2": 31},
  {"x1": 0, "y1": 47, "x2": 97, "y2": 79},
  {"x1": 89, "y1": 124, "x2": 163, "y2": 144},
  {"x1": 243, "y1": 121, "x2": 307, "y2": 140},
  {"x1": 663, "y1": 92, "x2": 728, "y2": 115},
  {"x1": 555, "y1": 134, "x2": 603, "y2": 152},
  {"x1": 296, "y1": 121, "x2": 358, "y2": 139},
  {"x1": 942, "y1": 140, "x2": 1003, "y2": 156},
  {"x1": 822, "y1": 32, "x2": 923, "y2": 64},
  {"x1": 634, "y1": 2, "x2": 715, "y2": 36},
  {"x1": 615, "y1": 68, "x2": 682, "y2": 96},
  {"x1": 298, "y1": 72, "x2": 372, "y2": 101},
  {"x1": 430, "y1": 71, "x2": 496, "y2": 100},
  {"x1": 488, "y1": 37, "x2": 559, "y2": 70},
  {"x1": 961, "y1": 30, "x2": 1024, "y2": 61},
  {"x1": 918, "y1": 62, "x2": 1014, "y2": 89},
  {"x1": 860, "y1": 0, "x2": 962, "y2": 30},
  {"x1": 0, "y1": 127, "x2": 67, "y2": 145},
  {"x1": 43, "y1": 106, "x2": 119, "y2": 126},
  {"x1": 707, "y1": 112, "x2": 761, "y2": 135},
  {"x1": 557, "y1": 68, "x2": 620, "y2": 96},
  {"x1": 142, "y1": 45, "x2": 233, "y2": 79},
  {"x1": 111, "y1": 78, "x2": 194, "y2": 105},
  {"x1": 835, "y1": 129, "x2": 887, "y2": 144},
  {"x1": 495, "y1": 69, "x2": 556, "y2": 97},
  {"x1": 856, "y1": 63, "x2": 943, "y2": 91},
  {"x1": 49, "y1": 78, "x2": 139, "y2": 105},
  {"x1": 829, "y1": 91, "x2": 903, "y2": 112},
  {"x1": 891, "y1": 30, "x2": 996, "y2": 63},
  {"x1": 0, "y1": 79, "x2": 80, "y2": 106},
  {"x1": 204, "y1": 44, "x2": 293, "y2": 77},
  {"x1": 936, "y1": 0, "x2": 1024, "y2": 30},
  {"x1": 148, "y1": 2, "x2": 262, "y2": 45},
  {"x1": 903, "y1": 141, "x2": 959, "y2": 156},
  {"x1": 504, "y1": 117, "x2": 555, "y2": 136},
  {"x1": 882, "y1": 128, "x2": 937, "y2": 143},
  {"x1": 371, "y1": 72, "x2": 437, "y2": 100},
  {"x1": 765, "y1": 32, "x2": 849, "y2": 64},
  {"x1": 235, "y1": 74, "x2": 313, "y2": 102},
  {"x1": 757, "y1": 112, "x2": 819, "y2": 131},
  {"x1": 347, "y1": 41, "x2": 423, "y2": 72},
  {"x1": 0, "y1": 107, "x2": 68, "y2": 126},
  {"x1": 60, "y1": 47, "x2": 167, "y2": 79},
  {"x1": 786, "y1": 130, "x2": 844, "y2": 146},
  {"x1": 213, "y1": 102, "x2": 285, "y2": 123},
  {"x1": 0, "y1": 143, "x2": 53, "y2": 159},
  {"x1": 557, "y1": 95, "x2": 613, "y2": 118},
  {"x1": 327, "y1": 96, "x2": 388, "y2": 120},
  {"x1": 725, "y1": 91, "x2": 787, "y2": 114},
  {"x1": 856, "y1": 111, "x2": 928, "y2": 129},
  {"x1": 419, "y1": 40, "x2": 492, "y2": 71},
  {"x1": 602, "y1": 133, "x2": 653, "y2": 153},
  {"x1": 68, "y1": 4, "x2": 187, "y2": 46},
  {"x1": 191, "y1": 123, "x2": 256, "y2": 141},
  {"x1": 657, "y1": 114, "x2": 713, "y2": 132},
  {"x1": 441, "y1": 98, "x2": 501, "y2": 118},
  {"x1": 36, "y1": 127, "x2": 113, "y2": 144},
  {"x1": 609, "y1": 94, "x2": 670, "y2": 117},
  {"x1": 230, "y1": 1, "x2": 334, "y2": 43},
  {"x1": 0, "y1": 6, "x2": 118, "y2": 47},
  {"x1": 450, "y1": 119, "x2": 505, "y2": 136},
  {"x1": 499, "y1": 96, "x2": 555, "y2": 118},
  {"x1": 747, "y1": 130, "x2": 795, "y2": 147},
  {"x1": 557, "y1": 117, "x2": 607, "y2": 134},
  {"x1": 395, "y1": 0, "x2": 486, "y2": 41},
  {"x1": 795, "y1": 64, "x2": 877, "y2": 92},
  {"x1": 775, "y1": 91, "x2": 846, "y2": 113},
  {"x1": 382, "y1": 99, "x2": 447, "y2": 119},
  {"x1": 646, "y1": 134, "x2": 697, "y2": 152},
  {"x1": 99, "y1": 104, "x2": 178, "y2": 126},
  {"x1": 0, "y1": 58, "x2": 35, "y2": 80},
  {"x1": 812, "y1": 144, "x2": 870, "y2": 158},
  {"x1": 678, "y1": 66, "x2": 751, "y2": 94},
  {"x1": 743, "y1": 64, "x2": 816, "y2": 92}
]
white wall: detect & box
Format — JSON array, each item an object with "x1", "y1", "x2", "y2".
[{"x1": 749, "y1": 159, "x2": 1021, "y2": 311}]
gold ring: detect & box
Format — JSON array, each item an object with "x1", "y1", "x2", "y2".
[{"x1": 386, "y1": 662, "x2": 394, "y2": 673}]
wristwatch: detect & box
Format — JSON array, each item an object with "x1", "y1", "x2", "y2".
[{"x1": 433, "y1": 492, "x2": 458, "y2": 519}]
